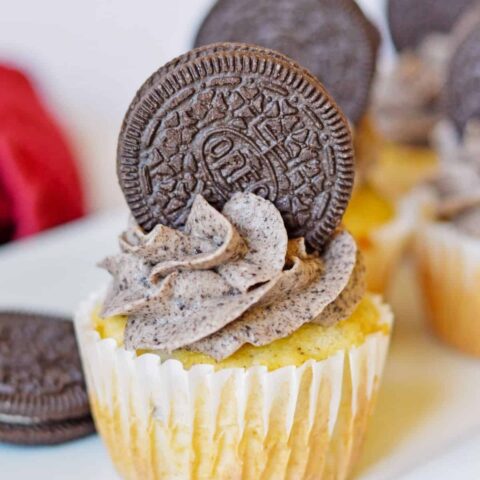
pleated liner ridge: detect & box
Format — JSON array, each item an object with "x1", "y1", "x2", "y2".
[{"x1": 75, "y1": 292, "x2": 392, "y2": 480}]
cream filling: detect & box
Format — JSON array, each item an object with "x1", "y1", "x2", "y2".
[
  {"x1": 0, "y1": 413, "x2": 40, "y2": 426},
  {"x1": 430, "y1": 120, "x2": 480, "y2": 238}
]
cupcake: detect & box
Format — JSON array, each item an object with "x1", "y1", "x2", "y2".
[
  {"x1": 347, "y1": 1, "x2": 480, "y2": 293},
  {"x1": 416, "y1": 121, "x2": 480, "y2": 355},
  {"x1": 364, "y1": 0, "x2": 479, "y2": 200},
  {"x1": 343, "y1": 183, "x2": 429, "y2": 293},
  {"x1": 75, "y1": 44, "x2": 393, "y2": 479},
  {"x1": 415, "y1": 23, "x2": 480, "y2": 355},
  {"x1": 350, "y1": 117, "x2": 432, "y2": 295}
]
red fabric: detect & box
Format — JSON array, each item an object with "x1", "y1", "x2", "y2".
[
  {"x1": 0, "y1": 65, "x2": 85, "y2": 241},
  {"x1": 0, "y1": 184, "x2": 8, "y2": 222}
]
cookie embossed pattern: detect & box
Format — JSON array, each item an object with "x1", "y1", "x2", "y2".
[
  {"x1": 194, "y1": 0, "x2": 380, "y2": 124},
  {"x1": 118, "y1": 44, "x2": 354, "y2": 251}
]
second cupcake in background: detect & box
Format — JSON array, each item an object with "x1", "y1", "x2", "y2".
[
  {"x1": 75, "y1": 43, "x2": 393, "y2": 479},
  {"x1": 366, "y1": 0, "x2": 478, "y2": 200},
  {"x1": 415, "y1": 24, "x2": 480, "y2": 356}
]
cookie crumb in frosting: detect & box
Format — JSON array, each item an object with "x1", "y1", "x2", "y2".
[{"x1": 100, "y1": 194, "x2": 364, "y2": 360}]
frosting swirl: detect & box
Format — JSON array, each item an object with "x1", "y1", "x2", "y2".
[
  {"x1": 373, "y1": 2, "x2": 480, "y2": 146},
  {"x1": 430, "y1": 120, "x2": 480, "y2": 238},
  {"x1": 100, "y1": 193, "x2": 364, "y2": 361},
  {"x1": 372, "y1": 34, "x2": 451, "y2": 144}
]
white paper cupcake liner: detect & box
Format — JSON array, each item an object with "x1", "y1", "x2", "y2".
[
  {"x1": 415, "y1": 222, "x2": 480, "y2": 355},
  {"x1": 362, "y1": 188, "x2": 433, "y2": 293},
  {"x1": 75, "y1": 292, "x2": 392, "y2": 480}
]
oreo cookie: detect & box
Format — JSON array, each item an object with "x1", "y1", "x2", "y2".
[
  {"x1": 388, "y1": 0, "x2": 476, "y2": 51},
  {"x1": 194, "y1": 0, "x2": 380, "y2": 125},
  {"x1": 445, "y1": 25, "x2": 480, "y2": 133},
  {"x1": 0, "y1": 417, "x2": 95, "y2": 446},
  {"x1": 0, "y1": 311, "x2": 95, "y2": 445},
  {"x1": 117, "y1": 43, "x2": 355, "y2": 251}
]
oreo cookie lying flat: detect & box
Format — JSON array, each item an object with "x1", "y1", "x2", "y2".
[
  {"x1": 388, "y1": 0, "x2": 476, "y2": 51},
  {"x1": 194, "y1": 0, "x2": 380, "y2": 125},
  {"x1": 118, "y1": 43, "x2": 355, "y2": 251},
  {"x1": 0, "y1": 417, "x2": 95, "y2": 446},
  {"x1": 0, "y1": 311, "x2": 95, "y2": 445},
  {"x1": 445, "y1": 25, "x2": 480, "y2": 133}
]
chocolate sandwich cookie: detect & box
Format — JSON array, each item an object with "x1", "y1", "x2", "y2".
[
  {"x1": 445, "y1": 25, "x2": 480, "y2": 133},
  {"x1": 118, "y1": 43, "x2": 355, "y2": 251},
  {"x1": 0, "y1": 311, "x2": 95, "y2": 445},
  {"x1": 193, "y1": 0, "x2": 380, "y2": 125},
  {"x1": 388, "y1": 0, "x2": 476, "y2": 52},
  {"x1": 121, "y1": 43, "x2": 322, "y2": 135},
  {"x1": 0, "y1": 417, "x2": 95, "y2": 446}
]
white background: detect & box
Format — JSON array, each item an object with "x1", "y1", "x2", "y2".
[{"x1": 0, "y1": 0, "x2": 390, "y2": 213}]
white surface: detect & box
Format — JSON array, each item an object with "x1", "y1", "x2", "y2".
[
  {"x1": 1, "y1": 213, "x2": 480, "y2": 480},
  {"x1": 0, "y1": 0, "x2": 391, "y2": 212}
]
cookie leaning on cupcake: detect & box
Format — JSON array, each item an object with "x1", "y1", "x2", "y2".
[
  {"x1": 74, "y1": 43, "x2": 393, "y2": 480},
  {"x1": 415, "y1": 24, "x2": 480, "y2": 356}
]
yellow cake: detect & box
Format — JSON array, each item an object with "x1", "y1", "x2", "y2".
[
  {"x1": 368, "y1": 140, "x2": 438, "y2": 201},
  {"x1": 94, "y1": 295, "x2": 390, "y2": 370},
  {"x1": 343, "y1": 182, "x2": 428, "y2": 293},
  {"x1": 347, "y1": 117, "x2": 438, "y2": 293},
  {"x1": 355, "y1": 117, "x2": 438, "y2": 202},
  {"x1": 343, "y1": 184, "x2": 395, "y2": 243}
]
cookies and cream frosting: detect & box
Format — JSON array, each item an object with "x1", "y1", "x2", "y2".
[
  {"x1": 372, "y1": 34, "x2": 451, "y2": 144},
  {"x1": 100, "y1": 193, "x2": 364, "y2": 361},
  {"x1": 430, "y1": 120, "x2": 480, "y2": 238}
]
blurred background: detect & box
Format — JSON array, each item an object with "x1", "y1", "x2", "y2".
[{"x1": 0, "y1": 0, "x2": 390, "y2": 245}]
